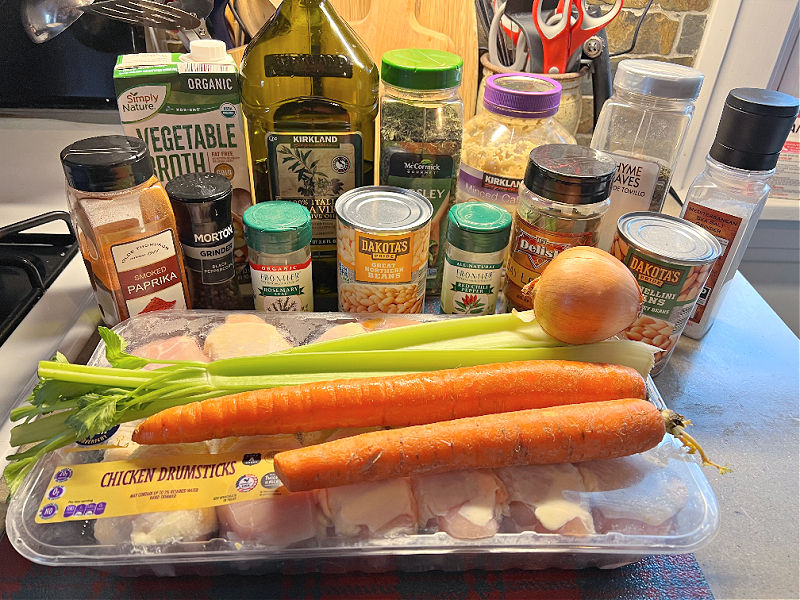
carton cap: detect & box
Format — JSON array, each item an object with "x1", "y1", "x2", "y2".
[{"x1": 185, "y1": 40, "x2": 232, "y2": 64}]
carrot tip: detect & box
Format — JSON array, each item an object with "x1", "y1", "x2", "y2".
[{"x1": 661, "y1": 409, "x2": 731, "y2": 475}]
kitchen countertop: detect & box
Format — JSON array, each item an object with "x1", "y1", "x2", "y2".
[{"x1": 1, "y1": 114, "x2": 798, "y2": 599}]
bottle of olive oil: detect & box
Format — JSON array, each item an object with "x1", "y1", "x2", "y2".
[{"x1": 240, "y1": 0, "x2": 379, "y2": 309}]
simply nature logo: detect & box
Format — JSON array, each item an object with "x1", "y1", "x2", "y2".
[{"x1": 118, "y1": 85, "x2": 167, "y2": 122}]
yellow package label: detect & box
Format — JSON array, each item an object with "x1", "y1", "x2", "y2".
[
  {"x1": 353, "y1": 232, "x2": 414, "y2": 283},
  {"x1": 35, "y1": 451, "x2": 282, "y2": 524}
]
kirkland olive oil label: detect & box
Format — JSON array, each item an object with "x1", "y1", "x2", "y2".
[
  {"x1": 111, "y1": 229, "x2": 189, "y2": 316},
  {"x1": 385, "y1": 152, "x2": 455, "y2": 290},
  {"x1": 441, "y1": 256, "x2": 503, "y2": 315},
  {"x1": 263, "y1": 54, "x2": 353, "y2": 78},
  {"x1": 250, "y1": 257, "x2": 314, "y2": 312},
  {"x1": 267, "y1": 132, "x2": 363, "y2": 255},
  {"x1": 36, "y1": 452, "x2": 283, "y2": 523}
]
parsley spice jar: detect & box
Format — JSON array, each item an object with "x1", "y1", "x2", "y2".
[
  {"x1": 166, "y1": 173, "x2": 242, "y2": 310},
  {"x1": 441, "y1": 202, "x2": 512, "y2": 315},
  {"x1": 504, "y1": 144, "x2": 617, "y2": 312},
  {"x1": 244, "y1": 201, "x2": 314, "y2": 312},
  {"x1": 379, "y1": 48, "x2": 464, "y2": 295}
]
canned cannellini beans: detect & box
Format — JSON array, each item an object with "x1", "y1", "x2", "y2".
[
  {"x1": 336, "y1": 186, "x2": 433, "y2": 314},
  {"x1": 612, "y1": 212, "x2": 722, "y2": 375}
]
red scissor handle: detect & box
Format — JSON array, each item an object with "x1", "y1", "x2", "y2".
[{"x1": 533, "y1": 0, "x2": 572, "y2": 74}]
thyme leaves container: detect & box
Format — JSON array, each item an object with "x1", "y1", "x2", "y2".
[
  {"x1": 335, "y1": 186, "x2": 432, "y2": 314},
  {"x1": 590, "y1": 59, "x2": 704, "y2": 251},
  {"x1": 243, "y1": 202, "x2": 314, "y2": 312},
  {"x1": 379, "y1": 48, "x2": 465, "y2": 295},
  {"x1": 441, "y1": 202, "x2": 512, "y2": 315},
  {"x1": 504, "y1": 144, "x2": 617, "y2": 312}
]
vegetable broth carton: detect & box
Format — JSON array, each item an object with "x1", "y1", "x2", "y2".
[{"x1": 113, "y1": 41, "x2": 254, "y2": 306}]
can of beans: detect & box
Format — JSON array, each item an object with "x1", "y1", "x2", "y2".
[
  {"x1": 336, "y1": 186, "x2": 433, "y2": 314},
  {"x1": 611, "y1": 212, "x2": 722, "y2": 375}
]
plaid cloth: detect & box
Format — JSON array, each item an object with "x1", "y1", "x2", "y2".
[{"x1": 0, "y1": 535, "x2": 712, "y2": 600}]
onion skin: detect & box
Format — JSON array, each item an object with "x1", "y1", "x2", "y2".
[{"x1": 530, "y1": 247, "x2": 643, "y2": 345}]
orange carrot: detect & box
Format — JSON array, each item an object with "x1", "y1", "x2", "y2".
[
  {"x1": 273, "y1": 398, "x2": 666, "y2": 492},
  {"x1": 131, "y1": 360, "x2": 645, "y2": 444}
]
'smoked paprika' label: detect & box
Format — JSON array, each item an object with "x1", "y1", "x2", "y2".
[
  {"x1": 111, "y1": 229, "x2": 189, "y2": 316},
  {"x1": 504, "y1": 214, "x2": 594, "y2": 311}
]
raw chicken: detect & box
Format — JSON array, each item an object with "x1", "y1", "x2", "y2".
[
  {"x1": 203, "y1": 314, "x2": 292, "y2": 359},
  {"x1": 217, "y1": 491, "x2": 321, "y2": 547},
  {"x1": 318, "y1": 478, "x2": 417, "y2": 538},
  {"x1": 313, "y1": 322, "x2": 368, "y2": 342},
  {"x1": 497, "y1": 464, "x2": 595, "y2": 535},
  {"x1": 94, "y1": 508, "x2": 218, "y2": 546},
  {"x1": 412, "y1": 470, "x2": 508, "y2": 539},
  {"x1": 133, "y1": 335, "x2": 210, "y2": 370},
  {"x1": 578, "y1": 454, "x2": 689, "y2": 535}
]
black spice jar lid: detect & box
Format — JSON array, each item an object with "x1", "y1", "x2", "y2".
[
  {"x1": 710, "y1": 88, "x2": 799, "y2": 171},
  {"x1": 523, "y1": 144, "x2": 618, "y2": 205},
  {"x1": 165, "y1": 172, "x2": 232, "y2": 203},
  {"x1": 60, "y1": 135, "x2": 154, "y2": 193}
]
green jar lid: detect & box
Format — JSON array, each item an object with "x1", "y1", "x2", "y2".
[
  {"x1": 381, "y1": 48, "x2": 463, "y2": 90},
  {"x1": 243, "y1": 201, "x2": 312, "y2": 254},
  {"x1": 446, "y1": 202, "x2": 512, "y2": 253}
]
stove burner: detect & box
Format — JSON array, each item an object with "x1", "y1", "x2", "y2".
[{"x1": 0, "y1": 212, "x2": 80, "y2": 346}]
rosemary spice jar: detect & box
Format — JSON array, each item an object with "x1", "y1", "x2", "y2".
[
  {"x1": 456, "y1": 73, "x2": 575, "y2": 216},
  {"x1": 166, "y1": 173, "x2": 243, "y2": 310},
  {"x1": 441, "y1": 202, "x2": 512, "y2": 315},
  {"x1": 504, "y1": 144, "x2": 617, "y2": 312},
  {"x1": 590, "y1": 59, "x2": 704, "y2": 251},
  {"x1": 379, "y1": 49, "x2": 464, "y2": 295},
  {"x1": 243, "y1": 201, "x2": 314, "y2": 312}
]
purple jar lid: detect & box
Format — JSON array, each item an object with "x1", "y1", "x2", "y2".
[{"x1": 483, "y1": 73, "x2": 562, "y2": 118}]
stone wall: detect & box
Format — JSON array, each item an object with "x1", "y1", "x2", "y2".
[{"x1": 577, "y1": 0, "x2": 714, "y2": 144}]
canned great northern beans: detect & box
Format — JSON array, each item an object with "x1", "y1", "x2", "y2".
[
  {"x1": 336, "y1": 186, "x2": 433, "y2": 314},
  {"x1": 612, "y1": 212, "x2": 722, "y2": 375}
]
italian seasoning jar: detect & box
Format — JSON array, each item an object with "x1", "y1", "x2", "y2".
[
  {"x1": 590, "y1": 59, "x2": 704, "y2": 251},
  {"x1": 504, "y1": 144, "x2": 617, "y2": 312},
  {"x1": 243, "y1": 201, "x2": 313, "y2": 312},
  {"x1": 166, "y1": 173, "x2": 242, "y2": 310},
  {"x1": 456, "y1": 73, "x2": 575, "y2": 216},
  {"x1": 379, "y1": 48, "x2": 464, "y2": 295},
  {"x1": 441, "y1": 202, "x2": 512, "y2": 315}
]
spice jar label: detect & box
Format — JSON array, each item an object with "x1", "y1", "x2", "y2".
[
  {"x1": 457, "y1": 163, "x2": 521, "y2": 213},
  {"x1": 250, "y1": 256, "x2": 313, "y2": 312},
  {"x1": 181, "y1": 229, "x2": 236, "y2": 285},
  {"x1": 681, "y1": 201, "x2": 742, "y2": 325},
  {"x1": 505, "y1": 217, "x2": 593, "y2": 310},
  {"x1": 441, "y1": 256, "x2": 503, "y2": 315},
  {"x1": 111, "y1": 229, "x2": 188, "y2": 316},
  {"x1": 266, "y1": 132, "x2": 362, "y2": 256},
  {"x1": 597, "y1": 154, "x2": 661, "y2": 251}
]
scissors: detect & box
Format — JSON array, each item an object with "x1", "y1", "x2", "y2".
[{"x1": 534, "y1": 0, "x2": 623, "y2": 74}]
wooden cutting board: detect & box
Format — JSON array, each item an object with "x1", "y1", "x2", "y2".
[{"x1": 330, "y1": 0, "x2": 478, "y2": 116}]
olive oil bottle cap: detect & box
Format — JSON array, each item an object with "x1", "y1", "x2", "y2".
[{"x1": 381, "y1": 49, "x2": 463, "y2": 90}]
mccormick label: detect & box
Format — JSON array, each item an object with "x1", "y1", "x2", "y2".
[
  {"x1": 457, "y1": 163, "x2": 521, "y2": 213},
  {"x1": 384, "y1": 151, "x2": 457, "y2": 293},
  {"x1": 35, "y1": 452, "x2": 284, "y2": 523},
  {"x1": 249, "y1": 256, "x2": 314, "y2": 312},
  {"x1": 110, "y1": 229, "x2": 188, "y2": 317},
  {"x1": 441, "y1": 256, "x2": 503, "y2": 315},
  {"x1": 611, "y1": 232, "x2": 714, "y2": 375},
  {"x1": 505, "y1": 215, "x2": 594, "y2": 311},
  {"x1": 267, "y1": 132, "x2": 362, "y2": 257},
  {"x1": 114, "y1": 54, "x2": 254, "y2": 303}
]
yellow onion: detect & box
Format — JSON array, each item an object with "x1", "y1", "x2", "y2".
[{"x1": 529, "y1": 246, "x2": 643, "y2": 345}]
